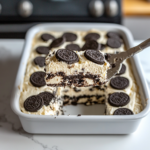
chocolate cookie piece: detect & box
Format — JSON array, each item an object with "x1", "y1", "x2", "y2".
[
  {"x1": 82, "y1": 40, "x2": 100, "y2": 50},
  {"x1": 107, "y1": 38, "x2": 121, "y2": 48},
  {"x1": 50, "y1": 37, "x2": 65, "y2": 48},
  {"x1": 30, "y1": 71, "x2": 46, "y2": 87},
  {"x1": 108, "y1": 92, "x2": 130, "y2": 107},
  {"x1": 107, "y1": 32, "x2": 121, "y2": 39},
  {"x1": 38, "y1": 92, "x2": 54, "y2": 106},
  {"x1": 100, "y1": 44, "x2": 106, "y2": 50},
  {"x1": 113, "y1": 108, "x2": 133, "y2": 115},
  {"x1": 84, "y1": 33, "x2": 100, "y2": 41},
  {"x1": 41, "y1": 33, "x2": 55, "y2": 41},
  {"x1": 116, "y1": 64, "x2": 126, "y2": 75},
  {"x1": 36, "y1": 46, "x2": 49, "y2": 54},
  {"x1": 84, "y1": 49, "x2": 105, "y2": 65},
  {"x1": 66, "y1": 44, "x2": 80, "y2": 51},
  {"x1": 34, "y1": 56, "x2": 45, "y2": 67},
  {"x1": 24, "y1": 95, "x2": 44, "y2": 112},
  {"x1": 62, "y1": 32, "x2": 77, "y2": 42},
  {"x1": 110, "y1": 77, "x2": 129, "y2": 90},
  {"x1": 56, "y1": 49, "x2": 79, "y2": 64}
]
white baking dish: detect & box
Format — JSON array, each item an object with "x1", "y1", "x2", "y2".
[{"x1": 11, "y1": 23, "x2": 150, "y2": 134}]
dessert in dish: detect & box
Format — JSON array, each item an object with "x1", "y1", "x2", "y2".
[{"x1": 19, "y1": 29, "x2": 143, "y2": 116}]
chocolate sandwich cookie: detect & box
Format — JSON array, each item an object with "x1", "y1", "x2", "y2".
[
  {"x1": 56, "y1": 49, "x2": 79, "y2": 64},
  {"x1": 116, "y1": 64, "x2": 126, "y2": 75},
  {"x1": 84, "y1": 33, "x2": 100, "y2": 41},
  {"x1": 62, "y1": 32, "x2": 77, "y2": 42},
  {"x1": 24, "y1": 95, "x2": 44, "y2": 112},
  {"x1": 36, "y1": 46, "x2": 49, "y2": 54},
  {"x1": 30, "y1": 71, "x2": 46, "y2": 87},
  {"x1": 107, "y1": 32, "x2": 123, "y2": 43},
  {"x1": 34, "y1": 56, "x2": 45, "y2": 67},
  {"x1": 41, "y1": 33, "x2": 55, "y2": 42},
  {"x1": 108, "y1": 92, "x2": 130, "y2": 107},
  {"x1": 50, "y1": 37, "x2": 65, "y2": 48},
  {"x1": 84, "y1": 49, "x2": 105, "y2": 65},
  {"x1": 82, "y1": 40, "x2": 100, "y2": 50},
  {"x1": 110, "y1": 77, "x2": 129, "y2": 90},
  {"x1": 38, "y1": 92, "x2": 54, "y2": 106},
  {"x1": 66, "y1": 44, "x2": 80, "y2": 51},
  {"x1": 113, "y1": 108, "x2": 134, "y2": 115},
  {"x1": 107, "y1": 38, "x2": 121, "y2": 48}
]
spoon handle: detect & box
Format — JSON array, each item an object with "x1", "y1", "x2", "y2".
[{"x1": 126, "y1": 38, "x2": 150, "y2": 58}]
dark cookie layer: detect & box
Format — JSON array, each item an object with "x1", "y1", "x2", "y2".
[
  {"x1": 30, "y1": 71, "x2": 46, "y2": 87},
  {"x1": 56, "y1": 49, "x2": 79, "y2": 64},
  {"x1": 50, "y1": 37, "x2": 65, "y2": 48},
  {"x1": 41, "y1": 33, "x2": 55, "y2": 41},
  {"x1": 110, "y1": 77, "x2": 129, "y2": 90},
  {"x1": 62, "y1": 32, "x2": 77, "y2": 42},
  {"x1": 82, "y1": 40, "x2": 100, "y2": 50},
  {"x1": 107, "y1": 38, "x2": 121, "y2": 48},
  {"x1": 113, "y1": 108, "x2": 133, "y2": 115},
  {"x1": 108, "y1": 92, "x2": 130, "y2": 107},
  {"x1": 24, "y1": 95, "x2": 44, "y2": 112},
  {"x1": 84, "y1": 49, "x2": 105, "y2": 65},
  {"x1": 38, "y1": 92, "x2": 54, "y2": 106},
  {"x1": 34, "y1": 56, "x2": 45, "y2": 67},
  {"x1": 107, "y1": 32, "x2": 121, "y2": 39},
  {"x1": 84, "y1": 33, "x2": 100, "y2": 41},
  {"x1": 116, "y1": 64, "x2": 126, "y2": 75},
  {"x1": 36, "y1": 46, "x2": 49, "y2": 54},
  {"x1": 66, "y1": 44, "x2": 80, "y2": 51}
]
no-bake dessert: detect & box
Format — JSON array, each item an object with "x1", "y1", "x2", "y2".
[{"x1": 19, "y1": 29, "x2": 143, "y2": 116}]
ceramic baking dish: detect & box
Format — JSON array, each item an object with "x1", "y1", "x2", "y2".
[{"x1": 11, "y1": 23, "x2": 150, "y2": 134}]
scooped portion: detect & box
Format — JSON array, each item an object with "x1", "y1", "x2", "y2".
[{"x1": 45, "y1": 48, "x2": 111, "y2": 87}]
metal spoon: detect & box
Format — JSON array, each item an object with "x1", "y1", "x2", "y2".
[{"x1": 107, "y1": 38, "x2": 150, "y2": 80}]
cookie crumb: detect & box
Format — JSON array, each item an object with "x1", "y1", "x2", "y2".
[{"x1": 77, "y1": 114, "x2": 81, "y2": 116}]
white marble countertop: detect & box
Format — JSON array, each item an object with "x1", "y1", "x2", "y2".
[{"x1": 0, "y1": 40, "x2": 150, "y2": 150}]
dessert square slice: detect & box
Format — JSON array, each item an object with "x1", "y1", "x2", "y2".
[{"x1": 45, "y1": 48, "x2": 110, "y2": 87}]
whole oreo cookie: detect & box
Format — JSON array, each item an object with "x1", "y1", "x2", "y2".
[
  {"x1": 116, "y1": 64, "x2": 126, "y2": 75},
  {"x1": 24, "y1": 95, "x2": 44, "y2": 112},
  {"x1": 66, "y1": 44, "x2": 80, "y2": 51},
  {"x1": 107, "y1": 38, "x2": 121, "y2": 48},
  {"x1": 62, "y1": 32, "x2": 77, "y2": 42},
  {"x1": 107, "y1": 32, "x2": 121, "y2": 38},
  {"x1": 84, "y1": 33, "x2": 100, "y2": 41},
  {"x1": 41, "y1": 33, "x2": 55, "y2": 41},
  {"x1": 38, "y1": 92, "x2": 54, "y2": 106},
  {"x1": 34, "y1": 56, "x2": 45, "y2": 67},
  {"x1": 110, "y1": 77, "x2": 129, "y2": 90},
  {"x1": 30, "y1": 71, "x2": 46, "y2": 87},
  {"x1": 108, "y1": 92, "x2": 130, "y2": 107},
  {"x1": 36, "y1": 46, "x2": 49, "y2": 54},
  {"x1": 84, "y1": 49, "x2": 105, "y2": 65},
  {"x1": 50, "y1": 37, "x2": 65, "y2": 48},
  {"x1": 82, "y1": 40, "x2": 100, "y2": 50},
  {"x1": 56, "y1": 49, "x2": 79, "y2": 64},
  {"x1": 113, "y1": 108, "x2": 133, "y2": 115}
]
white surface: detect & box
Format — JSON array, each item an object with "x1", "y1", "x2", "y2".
[
  {"x1": 0, "y1": 39, "x2": 150, "y2": 149},
  {"x1": 11, "y1": 23, "x2": 150, "y2": 134}
]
